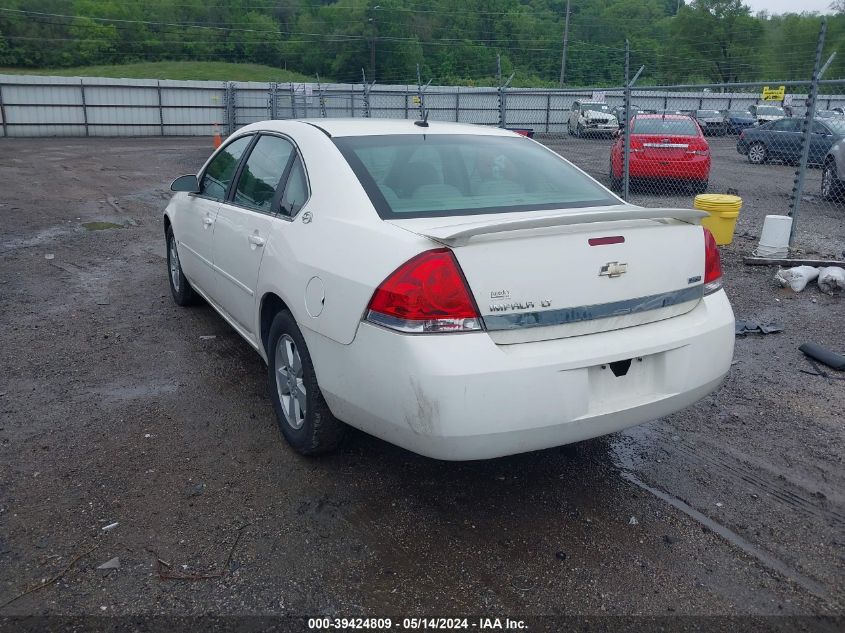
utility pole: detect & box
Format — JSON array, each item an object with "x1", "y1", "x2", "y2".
[
  {"x1": 368, "y1": 5, "x2": 381, "y2": 82},
  {"x1": 496, "y1": 53, "x2": 502, "y2": 83},
  {"x1": 559, "y1": 0, "x2": 571, "y2": 87}
]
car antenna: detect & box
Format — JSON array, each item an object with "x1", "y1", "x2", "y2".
[{"x1": 414, "y1": 109, "x2": 430, "y2": 128}]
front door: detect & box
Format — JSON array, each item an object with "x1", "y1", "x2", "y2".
[
  {"x1": 176, "y1": 134, "x2": 253, "y2": 297},
  {"x1": 212, "y1": 134, "x2": 296, "y2": 336}
]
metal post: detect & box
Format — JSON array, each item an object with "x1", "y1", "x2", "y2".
[
  {"x1": 80, "y1": 79, "x2": 89, "y2": 137},
  {"x1": 416, "y1": 65, "x2": 431, "y2": 119},
  {"x1": 498, "y1": 72, "x2": 514, "y2": 129},
  {"x1": 790, "y1": 19, "x2": 830, "y2": 246},
  {"x1": 316, "y1": 75, "x2": 327, "y2": 118},
  {"x1": 0, "y1": 80, "x2": 9, "y2": 137},
  {"x1": 361, "y1": 69, "x2": 372, "y2": 118},
  {"x1": 269, "y1": 82, "x2": 278, "y2": 120},
  {"x1": 225, "y1": 82, "x2": 236, "y2": 134},
  {"x1": 455, "y1": 88, "x2": 460, "y2": 122},
  {"x1": 622, "y1": 40, "x2": 645, "y2": 203},
  {"x1": 622, "y1": 41, "x2": 631, "y2": 201},
  {"x1": 351, "y1": 85, "x2": 355, "y2": 117},
  {"x1": 545, "y1": 93, "x2": 551, "y2": 133},
  {"x1": 290, "y1": 82, "x2": 297, "y2": 119},
  {"x1": 157, "y1": 81, "x2": 164, "y2": 136},
  {"x1": 559, "y1": 0, "x2": 571, "y2": 87},
  {"x1": 404, "y1": 92, "x2": 409, "y2": 119}
]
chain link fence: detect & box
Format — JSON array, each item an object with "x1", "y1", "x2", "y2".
[{"x1": 2, "y1": 47, "x2": 845, "y2": 253}]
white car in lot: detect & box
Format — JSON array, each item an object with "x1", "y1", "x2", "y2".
[
  {"x1": 164, "y1": 119, "x2": 735, "y2": 460},
  {"x1": 568, "y1": 101, "x2": 619, "y2": 137}
]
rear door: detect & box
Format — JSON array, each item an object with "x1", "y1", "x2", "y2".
[
  {"x1": 212, "y1": 134, "x2": 296, "y2": 335},
  {"x1": 176, "y1": 135, "x2": 252, "y2": 297},
  {"x1": 767, "y1": 118, "x2": 801, "y2": 159}
]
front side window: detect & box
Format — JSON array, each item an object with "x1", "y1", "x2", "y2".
[
  {"x1": 772, "y1": 119, "x2": 799, "y2": 132},
  {"x1": 334, "y1": 134, "x2": 617, "y2": 219},
  {"x1": 233, "y1": 135, "x2": 295, "y2": 213},
  {"x1": 201, "y1": 135, "x2": 253, "y2": 201}
]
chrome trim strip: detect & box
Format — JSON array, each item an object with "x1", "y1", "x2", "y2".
[
  {"x1": 643, "y1": 143, "x2": 689, "y2": 148},
  {"x1": 483, "y1": 285, "x2": 703, "y2": 331}
]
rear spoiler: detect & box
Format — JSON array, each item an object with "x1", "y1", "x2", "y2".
[{"x1": 409, "y1": 208, "x2": 708, "y2": 246}]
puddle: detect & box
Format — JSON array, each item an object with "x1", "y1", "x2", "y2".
[{"x1": 82, "y1": 221, "x2": 124, "y2": 231}]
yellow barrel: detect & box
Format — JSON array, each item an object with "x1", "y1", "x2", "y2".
[{"x1": 694, "y1": 194, "x2": 742, "y2": 245}]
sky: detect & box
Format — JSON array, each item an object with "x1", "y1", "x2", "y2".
[{"x1": 743, "y1": 0, "x2": 833, "y2": 13}]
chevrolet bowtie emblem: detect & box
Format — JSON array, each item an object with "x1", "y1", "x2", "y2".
[{"x1": 599, "y1": 261, "x2": 628, "y2": 278}]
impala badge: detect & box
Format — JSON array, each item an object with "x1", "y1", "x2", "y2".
[{"x1": 599, "y1": 261, "x2": 628, "y2": 278}]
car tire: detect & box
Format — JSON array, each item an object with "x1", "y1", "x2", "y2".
[
  {"x1": 821, "y1": 160, "x2": 843, "y2": 201},
  {"x1": 609, "y1": 160, "x2": 622, "y2": 191},
  {"x1": 576, "y1": 123, "x2": 584, "y2": 138},
  {"x1": 691, "y1": 179, "x2": 708, "y2": 194},
  {"x1": 166, "y1": 225, "x2": 199, "y2": 307},
  {"x1": 267, "y1": 310, "x2": 344, "y2": 455},
  {"x1": 747, "y1": 142, "x2": 767, "y2": 165}
]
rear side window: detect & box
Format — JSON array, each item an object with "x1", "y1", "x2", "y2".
[
  {"x1": 631, "y1": 118, "x2": 698, "y2": 135},
  {"x1": 280, "y1": 156, "x2": 309, "y2": 217},
  {"x1": 232, "y1": 135, "x2": 295, "y2": 213},
  {"x1": 201, "y1": 135, "x2": 252, "y2": 201},
  {"x1": 334, "y1": 134, "x2": 616, "y2": 218}
]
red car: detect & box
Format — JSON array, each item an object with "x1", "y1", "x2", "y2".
[{"x1": 609, "y1": 114, "x2": 711, "y2": 193}]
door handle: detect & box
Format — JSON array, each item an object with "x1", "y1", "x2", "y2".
[
  {"x1": 248, "y1": 234, "x2": 266, "y2": 247},
  {"x1": 202, "y1": 216, "x2": 214, "y2": 227}
]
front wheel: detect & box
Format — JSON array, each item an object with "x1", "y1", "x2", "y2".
[
  {"x1": 166, "y1": 225, "x2": 199, "y2": 306},
  {"x1": 747, "y1": 142, "x2": 767, "y2": 165},
  {"x1": 821, "y1": 161, "x2": 843, "y2": 201},
  {"x1": 267, "y1": 310, "x2": 344, "y2": 455}
]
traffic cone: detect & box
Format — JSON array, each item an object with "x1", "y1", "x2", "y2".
[{"x1": 212, "y1": 123, "x2": 222, "y2": 148}]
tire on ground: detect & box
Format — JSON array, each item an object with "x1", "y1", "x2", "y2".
[{"x1": 266, "y1": 310, "x2": 345, "y2": 455}]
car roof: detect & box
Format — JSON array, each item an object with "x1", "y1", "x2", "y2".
[{"x1": 244, "y1": 118, "x2": 519, "y2": 138}]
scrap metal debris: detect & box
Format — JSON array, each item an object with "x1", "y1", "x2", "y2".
[
  {"x1": 0, "y1": 544, "x2": 98, "y2": 610},
  {"x1": 97, "y1": 556, "x2": 120, "y2": 570},
  {"x1": 155, "y1": 524, "x2": 249, "y2": 582},
  {"x1": 735, "y1": 320, "x2": 784, "y2": 336}
]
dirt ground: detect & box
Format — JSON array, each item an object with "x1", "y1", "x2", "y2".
[{"x1": 0, "y1": 136, "x2": 843, "y2": 631}]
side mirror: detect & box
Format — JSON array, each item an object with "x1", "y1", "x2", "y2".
[{"x1": 171, "y1": 174, "x2": 200, "y2": 193}]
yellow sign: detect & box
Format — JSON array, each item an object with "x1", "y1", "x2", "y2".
[
  {"x1": 762, "y1": 86, "x2": 786, "y2": 101},
  {"x1": 412, "y1": 95, "x2": 421, "y2": 105}
]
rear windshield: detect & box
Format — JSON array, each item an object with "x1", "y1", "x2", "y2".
[
  {"x1": 729, "y1": 111, "x2": 752, "y2": 116},
  {"x1": 334, "y1": 134, "x2": 617, "y2": 218},
  {"x1": 696, "y1": 110, "x2": 721, "y2": 117},
  {"x1": 631, "y1": 118, "x2": 698, "y2": 135},
  {"x1": 756, "y1": 106, "x2": 784, "y2": 115}
]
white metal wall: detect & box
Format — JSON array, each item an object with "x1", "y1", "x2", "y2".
[{"x1": 3, "y1": 73, "x2": 845, "y2": 137}]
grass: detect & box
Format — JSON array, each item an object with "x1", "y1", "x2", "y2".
[{"x1": 0, "y1": 61, "x2": 318, "y2": 83}]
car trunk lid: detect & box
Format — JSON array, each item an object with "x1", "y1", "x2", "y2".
[
  {"x1": 387, "y1": 206, "x2": 708, "y2": 344},
  {"x1": 635, "y1": 134, "x2": 698, "y2": 161}
]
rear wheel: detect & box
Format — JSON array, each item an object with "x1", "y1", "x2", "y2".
[
  {"x1": 608, "y1": 160, "x2": 622, "y2": 191},
  {"x1": 747, "y1": 142, "x2": 767, "y2": 165},
  {"x1": 267, "y1": 310, "x2": 344, "y2": 455},
  {"x1": 822, "y1": 160, "x2": 843, "y2": 201},
  {"x1": 575, "y1": 123, "x2": 584, "y2": 138}
]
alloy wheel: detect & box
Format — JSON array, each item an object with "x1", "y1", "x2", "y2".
[
  {"x1": 169, "y1": 235, "x2": 181, "y2": 292},
  {"x1": 275, "y1": 334, "x2": 306, "y2": 430}
]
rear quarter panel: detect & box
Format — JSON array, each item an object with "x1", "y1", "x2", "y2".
[{"x1": 253, "y1": 122, "x2": 432, "y2": 348}]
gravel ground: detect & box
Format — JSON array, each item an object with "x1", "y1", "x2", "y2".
[{"x1": 0, "y1": 136, "x2": 843, "y2": 631}]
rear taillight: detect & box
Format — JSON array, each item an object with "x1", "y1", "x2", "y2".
[
  {"x1": 703, "y1": 228, "x2": 723, "y2": 295},
  {"x1": 367, "y1": 249, "x2": 482, "y2": 333}
]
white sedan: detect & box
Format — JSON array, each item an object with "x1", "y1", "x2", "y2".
[{"x1": 164, "y1": 119, "x2": 735, "y2": 460}]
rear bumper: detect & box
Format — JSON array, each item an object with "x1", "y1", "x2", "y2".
[
  {"x1": 303, "y1": 291, "x2": 735, "y2": 460},
  {"x1": 629, "y1": 155, "x2": 710, "y2": 180}
]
